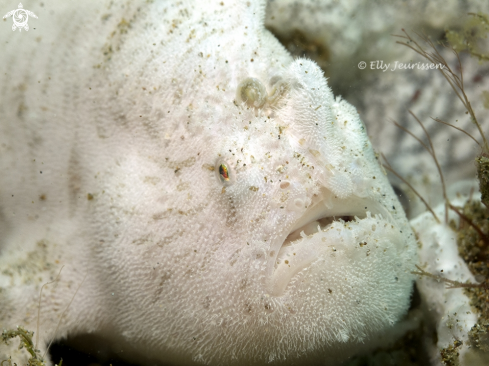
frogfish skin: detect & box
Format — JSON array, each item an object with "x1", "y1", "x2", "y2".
[{"x1": 0, "y1": 1, "x2": 416, "y2": 365}]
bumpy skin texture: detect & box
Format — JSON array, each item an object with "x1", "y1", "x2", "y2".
[{"x1": 0, "y1": 1, "x2": 416, "y2": 365}]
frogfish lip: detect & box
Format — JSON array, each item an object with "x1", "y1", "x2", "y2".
[{"x1": 269, "y1": 195, "x2": 394, "y2": 297}]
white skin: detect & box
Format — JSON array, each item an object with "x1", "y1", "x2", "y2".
[{"x1": 0, "y1": 1, "x2": 416, "y2": 365}]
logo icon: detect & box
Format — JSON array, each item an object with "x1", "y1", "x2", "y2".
[{"x1": 3, "y1": 3, "x2": 37, "y2": 32}]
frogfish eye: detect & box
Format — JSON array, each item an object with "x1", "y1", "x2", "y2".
[
  {"x1": 216, "y1": 160, "x2": 236, "y2": 186},
  {"x1": 219, "y1": 164, "x2": 230, "y2": 181}
]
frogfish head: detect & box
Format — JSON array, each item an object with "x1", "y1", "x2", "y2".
[
  {"x1": 150, "y1": 59, "x2": 417, "y2": 364},
  {"x1": 92, "y1": 6, "x2": 417, "y2": 363}
]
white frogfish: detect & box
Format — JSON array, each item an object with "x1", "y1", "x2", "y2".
[{"x1": 0, "y1": 0, "x2": 417, "y2": 365}]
